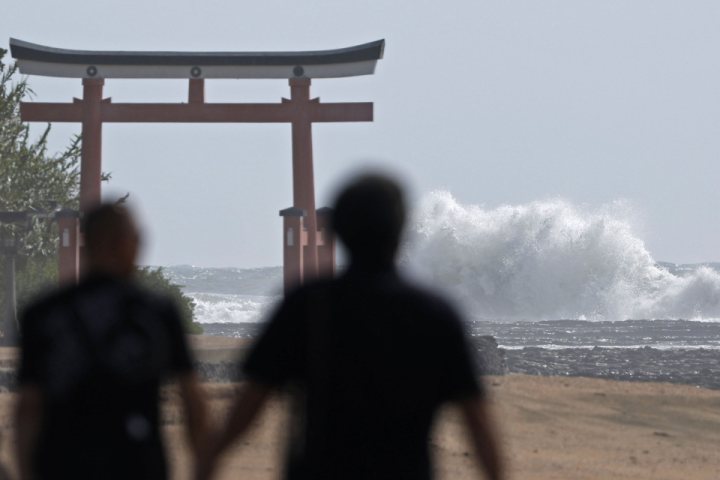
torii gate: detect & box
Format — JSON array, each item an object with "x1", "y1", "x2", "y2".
[{"x1": 10, "y1": 38, "x2": 384, "y2": 293}]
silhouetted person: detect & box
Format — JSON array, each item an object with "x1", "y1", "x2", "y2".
[
  {"x1": 196, "y1": 174, "x2": 503, "y2": 480},
  {"x1": 15, "y1": 204, "x2": 206, "y2": 480}
]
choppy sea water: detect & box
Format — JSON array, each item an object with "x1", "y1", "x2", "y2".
[
  {"x1": 161, "y1": 267, "x2": 720, "y2": 350},
  {"x1": 469, "y1": 319, "x2": 720, "y2": 350},
  {"x1": 160, "y1": 192, "x2": 720, "y2": 352},
  {"x1": 189, "y1": 318, "x2": 720, "y2": 351}
]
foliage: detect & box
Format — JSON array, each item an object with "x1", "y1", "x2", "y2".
[
  {"x1": 0, "y1": 47, "x2": 76, "y2": 319},
  {"x1": 0, "y1": 50, "x2": 201, "y2": 333},
  {"x1": 136, "y1": 266, "x2": 203, "y2": 334},
  {"x1": 0, "y1": 48, "x2": 81, "y2": 257},
  {"x1": 12, "y1": 256, "x2": 59, "y2": 312}
]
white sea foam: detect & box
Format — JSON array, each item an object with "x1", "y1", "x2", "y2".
[
  {"x1": 402, "y1": 191, "x2": 720, "y2": 322},
  {"x1": 170, "y1": 192, "x2": 720, "y2": 326},
  {"x1": 188, "y1": 293, "x2": 277, "y2": 324}
]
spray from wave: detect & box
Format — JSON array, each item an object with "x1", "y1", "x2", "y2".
[
  {"x1": 189, "y1": 293, "x2": 277, "y2": 324},
  {"x1": 402, "y1": 191, "x2": 720, "y2": 321}
]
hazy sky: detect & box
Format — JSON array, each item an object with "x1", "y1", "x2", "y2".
[{"x1": 3, "y1": 1, "x2": 720, "y2": 267}]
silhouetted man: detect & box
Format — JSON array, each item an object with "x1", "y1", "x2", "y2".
[
  {"x1": 15, "y1": 204, "x2": 206, "y2": 480},
  {"x1": 197, "y1": 174, "x2": 504, "y2": 480}
]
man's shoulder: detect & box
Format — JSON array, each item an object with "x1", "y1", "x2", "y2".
[
  {"x1": 23, "y1": 276, "x2": 172, "y2": 319},
  {"x1": 81, "y1": 274, "x2": 174, "y2": 307},
  {"x1": 281, "y1": 270, "x2": 463, "y2": 321},
  {"x1": 304, "y1": 271, "x2": 462, "y2": 322},
  {"x1": 397, "y1": 278, "x2": 453, "y2": 306},
  {"x1": 378, "y1": 274, "x2": 461, "y2": 318},
  {"x1": 125, "y1": 280, "x2": 174, "y2": 307}
]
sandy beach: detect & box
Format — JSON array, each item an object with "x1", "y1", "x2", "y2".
[
  {"x1": 0, "y1": 336, "x2": 718, "y2": 479},
  {"x1": 154, "y1": 374, "x2": 720, "y2": 480}
]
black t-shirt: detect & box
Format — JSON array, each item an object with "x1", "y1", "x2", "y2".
[
  {"x1": 19, "y1": 273, "x2": 193, "y2": 480},
  {"x1": 244, "y1": 264, "x2": 482, "y2": 480}
]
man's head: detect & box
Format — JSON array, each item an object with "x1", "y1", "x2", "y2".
[
  {"x1": 332, "y1": 174, "x2": 406, "y2": 263},
  {"x1": 82, "y1": 204, "x2": 140, "y2": 278}
]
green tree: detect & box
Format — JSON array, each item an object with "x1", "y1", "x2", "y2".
[
  {"x1": 0, "y1": 51, "x2": 80, "y2": 238},
  {"x1": 0, "y1": 49, "x2": 201, "y2": 333},
  {"x1": 0, "y1": 48, "x2": 79, "y2": 312}
]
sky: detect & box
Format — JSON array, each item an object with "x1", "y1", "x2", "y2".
[{"x1": 3, "y1": 1, "x2": 720, "y2": 267}]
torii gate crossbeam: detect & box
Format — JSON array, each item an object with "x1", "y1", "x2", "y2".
[{"x1": 11, "y1": 39, "x2": 384, "y2": 293}]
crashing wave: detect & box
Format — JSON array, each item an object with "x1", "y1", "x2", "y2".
[{"x1": 402, "y1": 191, "x2": 720, "y2": 321}]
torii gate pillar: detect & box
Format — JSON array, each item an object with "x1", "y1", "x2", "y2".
[
  {"x1": 290, "y1": 79, "x2": 319, "y2": 281},
  {"x1": 280, "y1": 207, "x2": 306, "y2": 293},
  {"x1": 80, "y1": 79, "x2": 104, "y2": 213},
  {"x1": 316, "y1": 207, "x2": 336, "y2": 278},
  {"x1": 56, "y1": 209, "x2": 82, "y2": 286}
]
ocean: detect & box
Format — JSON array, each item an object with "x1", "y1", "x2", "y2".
[
  {"x1": 162, "y1": 265, "x2": 720, "y2": 350},
  {"x1": 161, "y1": 192, "x2": 720, "y2": 351}
]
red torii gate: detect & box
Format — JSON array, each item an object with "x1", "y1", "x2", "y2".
[{"x1": 10, "y1": 38, "x2": 384, "y2": 293}]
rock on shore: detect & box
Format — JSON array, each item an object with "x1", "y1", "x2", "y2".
[{"x1": 470, "y1": 336, "x2": 507, "y2": 376}]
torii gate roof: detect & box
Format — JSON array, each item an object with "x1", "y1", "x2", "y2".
[{"x1": 9, "y1": 38, "x2": 385, "y2": 79}]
